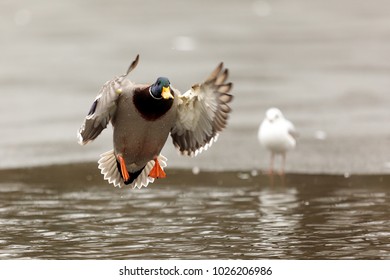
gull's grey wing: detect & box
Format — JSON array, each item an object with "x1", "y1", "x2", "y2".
[
  {"x1": 287, "y1": 120, "x2": 298, "y2": 139},
  {"x1": 170, "y1": 63, "x2": 233, "y2": 156},
  {"x1": 77, "y1": 55, "x2": 139, "y2": 145}
]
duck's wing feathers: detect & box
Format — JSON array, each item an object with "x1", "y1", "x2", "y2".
[
  {"x1": 170, "y1": 63, "x2": 233, "y2": 156},
  {"x1": 77, "y1": 55, "x2": 139, "y2": 145}
]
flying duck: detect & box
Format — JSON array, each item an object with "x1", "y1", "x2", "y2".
[
  {"x1": 258, "y1": 108, "x2": 297, "y2": 175},
  {"x1": 77, "y1": 55, "x2": 233, "y2": 188}
]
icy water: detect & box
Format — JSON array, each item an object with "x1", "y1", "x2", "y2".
[{"x1": 0, "y1": 166, "x2": 388, "y2": 259}]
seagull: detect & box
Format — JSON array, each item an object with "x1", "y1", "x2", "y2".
[
  {"x1": 77, "y1": 55, "x2": 233, "y2": 189},
  {"x1": 258, "y1": 108, "x2": 297, "y2": 175}
]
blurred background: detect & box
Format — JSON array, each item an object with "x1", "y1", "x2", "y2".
[{"x1": 1, "y1": 0, "x2": 390, "y2": 174}]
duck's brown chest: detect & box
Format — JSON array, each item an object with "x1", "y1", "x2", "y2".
[{"x1": 112, "y1": 90, "x2": 177, "y2": 170}]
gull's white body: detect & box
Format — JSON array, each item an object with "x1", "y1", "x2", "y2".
[{"x1": 258, "y1": 108, "x2": 296, "y2": 174}]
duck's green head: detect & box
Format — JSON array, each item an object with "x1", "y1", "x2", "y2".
[{"x1": 150, "y1": 77, "x2": 174, "y2": 100}]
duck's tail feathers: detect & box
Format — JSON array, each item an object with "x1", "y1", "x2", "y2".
[
  {"x1": 98, "y1": 150, "x2": 167, "y2": 189},
  {"x1": 129, "y1": 154, "x2": 167, "y2": 189},
  {"x1": 98, "y1": 150, "x2": 124, "y2": 188}
]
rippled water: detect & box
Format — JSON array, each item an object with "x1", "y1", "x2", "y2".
[{"x1": 0, "y1": 173, "x2": 388, "y2": 259}]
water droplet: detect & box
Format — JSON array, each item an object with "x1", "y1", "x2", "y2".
[
  {"x1": 192, "y1": 166, "x2": 200, "y2": 175},
  {"x1": 172, "y1": 36, "x2": 196, "y2": 51},
  {"x1": 314, "y1": 130, "x2": 327, "y2": 140},
  {"x1": 238, "y1": 172, "x2": 250, "y2": 180}
]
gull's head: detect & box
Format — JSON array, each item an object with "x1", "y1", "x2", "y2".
[{"x1": 265, "y1": 107, "x2": 284, "y2": 123}]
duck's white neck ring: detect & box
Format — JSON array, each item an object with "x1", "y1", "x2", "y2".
[{"x1": 149, "y1": 87, "x2": 162, "y2": 100}]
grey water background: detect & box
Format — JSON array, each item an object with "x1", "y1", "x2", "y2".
[{"x1": 0, "y1": 0, "x2": 389, "y2": 259}]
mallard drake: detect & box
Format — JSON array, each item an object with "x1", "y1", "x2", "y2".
[
  {"x1": 77, "y1": 55, "x2": 233, "y2": 188},
  {"x1": 258, "y1": 108, "x2": 297, "y2": 175}
]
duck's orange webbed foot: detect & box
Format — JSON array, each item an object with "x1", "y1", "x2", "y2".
[
  {"x1": 117, "y1": 155, "x2": 130, "y2": 182},
  {"x1": 148, "y1": 158, "x2": 166, "y2": 179}
]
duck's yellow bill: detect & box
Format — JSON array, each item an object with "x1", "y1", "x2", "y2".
[{"x1": 161, "y1": 86, "x2": 174, "y2": 100}]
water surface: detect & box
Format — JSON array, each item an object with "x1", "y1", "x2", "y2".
[{"x1": 0, "y1": 166, "x2": 388, "y2": 259}]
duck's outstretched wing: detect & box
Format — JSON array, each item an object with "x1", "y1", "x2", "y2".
[
  {"x1": 77, "y1": 55, "x2": 139, "y2": 145},
  {"x1": 170, "y1": 63, "x2": 233, "y2": 156}
]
